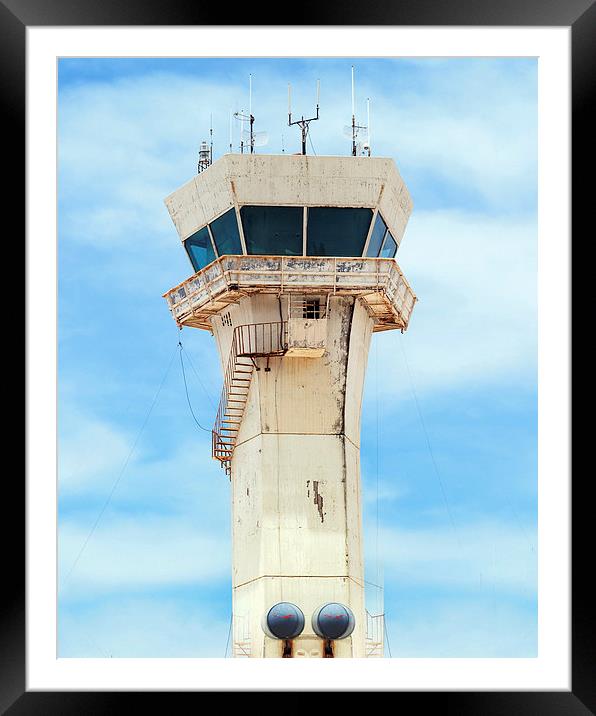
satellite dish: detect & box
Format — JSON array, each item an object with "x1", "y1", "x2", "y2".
[
  {"x1": 241, "y1": 130, "x2": 269, "y2": 147},
  {"x1": 343, "y1": 125, "x2": 366, "y2": 139}
]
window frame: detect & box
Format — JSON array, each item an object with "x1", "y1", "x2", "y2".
[
  {"x1": 183, "y1": 224, "x2": 218, "y2": 272},
  {"x1": 379, "y1": 229, "x2": 398, "y2": 259},
  {"x1": 181, "y1": 205, "x2": 398, "y2": 267},
  {"x1": 240, "y1": 204, "x2": 304, "y2": 257},
  {"x1": 304, "y1": 206, "x2": 374, "y2": 258}
]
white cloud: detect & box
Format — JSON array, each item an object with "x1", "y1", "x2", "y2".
[
  {"x1": 59, "y1": 407, "x2": 133, "y2": 494},
  {"x1": 58, "y1": 390, "x2": 221, "y2": 498},
  {"x1": 59, "y1": 596, "x2": 230, "y2": 657},
  {"x1": 377, "y1": 519, "x2": 537, "y2": 596},
  {"x1": 58, "y1": 405, "x2": 231, "y2": 601},
  {"x1": 386, "y1": 598, "x2": 537, "y2": 657},
  {"x1": 365, "y1": 209, "x2": 537, "y2": 398},
  {"x1": 362, "y1": 480, "x2": 409, "y2": 505},
  {"x1": 59, "y1": 513, "x2": 230, "y2": 597}
]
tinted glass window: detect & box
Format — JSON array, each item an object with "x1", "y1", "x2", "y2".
[
  {"x1": 306, "y1": 207, "x2": 373, "y2": 257},
  {"x1": 210, "y1": 208, "x2": 243, "y2": 256},
  {"x1": 366, "y1": 213, "x2": 388, "y2": 257},
  {"x1": 380, "y1": 231, "x2": 398, "y2": 259},
  {"x1": 185, "y1": 226, "x2": 216, "y2": 271},
  {"x1": 241, "y1": 206, "x2": 303, "y2": 256}
]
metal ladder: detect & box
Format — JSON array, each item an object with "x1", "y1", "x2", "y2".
[{"x1": 212, "y1": 322, "x2": 288, "y2": 477}]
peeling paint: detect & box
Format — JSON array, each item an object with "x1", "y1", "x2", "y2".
[{"x1": 312, "y1": 480, "x2": 325, "y2": 523}]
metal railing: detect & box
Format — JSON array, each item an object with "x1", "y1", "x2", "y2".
[
  {"x1": 365, "y1": 611, "x2": 385, "y2": 658},
  {"x1": 163, "y1": 255, "x2": 416, "y2": 332},
  {"x1": 212, "y1": 322, "x2": 288, "y2": 474},
  {"x1": 235, "y1": 321, "x2": 288, "y2": 357}
]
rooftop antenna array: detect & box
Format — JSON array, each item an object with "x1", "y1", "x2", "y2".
[
  {"x1": 288, "y1": 79, "x2": 320, "y2": 156},
  {"x1": 197, "y1": 114, "x2": 214, "y2": 173},
  {"x1": 234, "y1": 74, "x2": 269, "y2": 154},
  {"x1": 344, "y1": 66, "x2": 369, "y2": 157}
]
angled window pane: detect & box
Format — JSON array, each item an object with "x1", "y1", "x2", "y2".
[
  {"x1": 366, "y1": 213, "x2": 388, "y2": 257},
  {"x1": 241, "y1": 206, "x2": 303, "y2": 256},
  {"x1": 185, "y1": 226, "x2": 216, "y2": 271},
  {"x1": 380, "y1": 231, "x2": 398, "y2": 259},
  {"x1": 210, "y1": 208, "x2": 243, "y2": 256},
  {"x1": 306, "y1": 207, "x2": 373, "y2": 257}
]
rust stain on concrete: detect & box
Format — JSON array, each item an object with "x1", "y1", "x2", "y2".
[{"x1": 312, "y1": 480, "x2": 325, "y2": 523}]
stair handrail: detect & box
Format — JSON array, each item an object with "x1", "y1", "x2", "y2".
[{"x1": 212, "y1": 321, "x2": 288, "y2": 466}]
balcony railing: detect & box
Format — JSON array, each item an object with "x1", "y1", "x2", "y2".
[{"x1": 163, "y1": 255, "x2": 416, "y2": 332}]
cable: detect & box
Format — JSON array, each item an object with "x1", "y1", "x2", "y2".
[
  {"x1": 384, "y1": 613, "x2": 393, "y2": 658},
  {"x1": 398, "y1": 335, "x2": 461, "y2": 548},
  {"x1": 308, "y1": 131, "x2": 317, "y2": 156},
  {"x1": 60, "y1": 344, "x2": 179, "y2": 590},
  {"x1": 181, "y1": 343, "x2": 217, "y2": 410},
  {"x1": 179, "y1": 341, "x2": 211, "y2": 433},
  {"x1": 225, "y1": 612, "x2": 233, "y2": 657},
  {"x1": 375, "y1": 335, "x2": 381, "y2": 616}
]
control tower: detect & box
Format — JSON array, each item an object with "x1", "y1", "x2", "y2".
[{"x1": 163, "y1": 153, "x2": 416, "y2": 658}]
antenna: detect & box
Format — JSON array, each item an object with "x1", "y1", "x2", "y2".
[
  {"x1": 210, "y1": 113, "x2": 213, "y2": 164},
  {"x1": 234, "y1": 74, "x2": 268, "y2": 154},
  {"x1": 346, "y1": 66, "x2": 368, "y2": 157},
  {"x1": 229, "y1": 109, "x2": 233, "y2": 153},
  {"x1": 197, "y1": 138, "x2": 211, "y2": 173},
  {"x1": 288, "y1": 79, "x2": 320, "y2": 156},
  {"x1": 366, "y1": 98, "x2": 371, "y2": 157},
  {"x1": 197, "y1": 116, "x2": 214, "y2": 173},
  {"x1": 351, "y1": 66, "x2": 356, "y2": 156}
]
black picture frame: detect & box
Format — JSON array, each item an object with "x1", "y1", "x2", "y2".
[{"x1": 8, "y1": 0, "x2": 588, "y2": 710}]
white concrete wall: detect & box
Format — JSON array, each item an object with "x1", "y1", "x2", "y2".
[
  {"x1": 165, "y1": 154, "x2": 413, "y2": 250},
  {"x1": 211, "y1": 292, "x2": 374, "y2": 657}
]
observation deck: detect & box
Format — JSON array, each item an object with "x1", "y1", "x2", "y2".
[
  {"x1": 163, "y1": 153, "x2": 417, "y2": 332},
  {"x1": 164, "y1": 254, "x2": 416, "y2": 332}
]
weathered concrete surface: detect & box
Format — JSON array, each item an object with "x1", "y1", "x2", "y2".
[
  {"x1": 164, "y1": 153, "x2": 413, "y2": 250},
  {"x1": 163, "y1": 155, "x2": 417, "y2": 658},
  {"x1": 211, "y1": 293, "x2": 373, "y2": 657},
  {"x1": 165, "y1": 254, "x2": 417, "y2": 333}
]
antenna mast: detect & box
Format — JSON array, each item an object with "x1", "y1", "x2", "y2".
[
  {"x1": 233, "y1": 74, "x2": 268, "y2": 155},
  {"x1": 229, "y1": 109, "x2": 233, "y2": 153},
  {"x1": 366, "y1": 98, "x2": 371, "y2": 157},
  {"x1": 288, "y1": 79, "x2": 320, "y2": 156},
  {"x1": 210, "y1": 113, "x2": 213, "y2": 164},
  {"x1": 349, "y1": 66, "x2": 368, "y2": 157},
  {"x1": 197, "y1": 116, "x2": 213, "y2": 174}
]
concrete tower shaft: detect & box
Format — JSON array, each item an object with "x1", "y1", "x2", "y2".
[
  {"x1": 163, "y1": 154, "x2": 417, "y2": 658},
  {"x1": 211, "y1": 292, "x2": 372, "y2": 657}
]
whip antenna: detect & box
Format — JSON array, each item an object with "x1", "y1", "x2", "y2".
[
  {"x1": 234, "y1": 74, "x2": 268, "y2": 154},
  {"x1": 343, "y1": 66, "x2": 368, "y2": 157}
]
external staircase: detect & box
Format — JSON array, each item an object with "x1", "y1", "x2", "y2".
[{"x1": 212, "y1": 322, "x2": 288, "y2": 476}]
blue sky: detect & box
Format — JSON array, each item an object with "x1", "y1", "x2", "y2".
[{"x1": 57, "y1": 57, "x2": 537, "y2": 658}]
